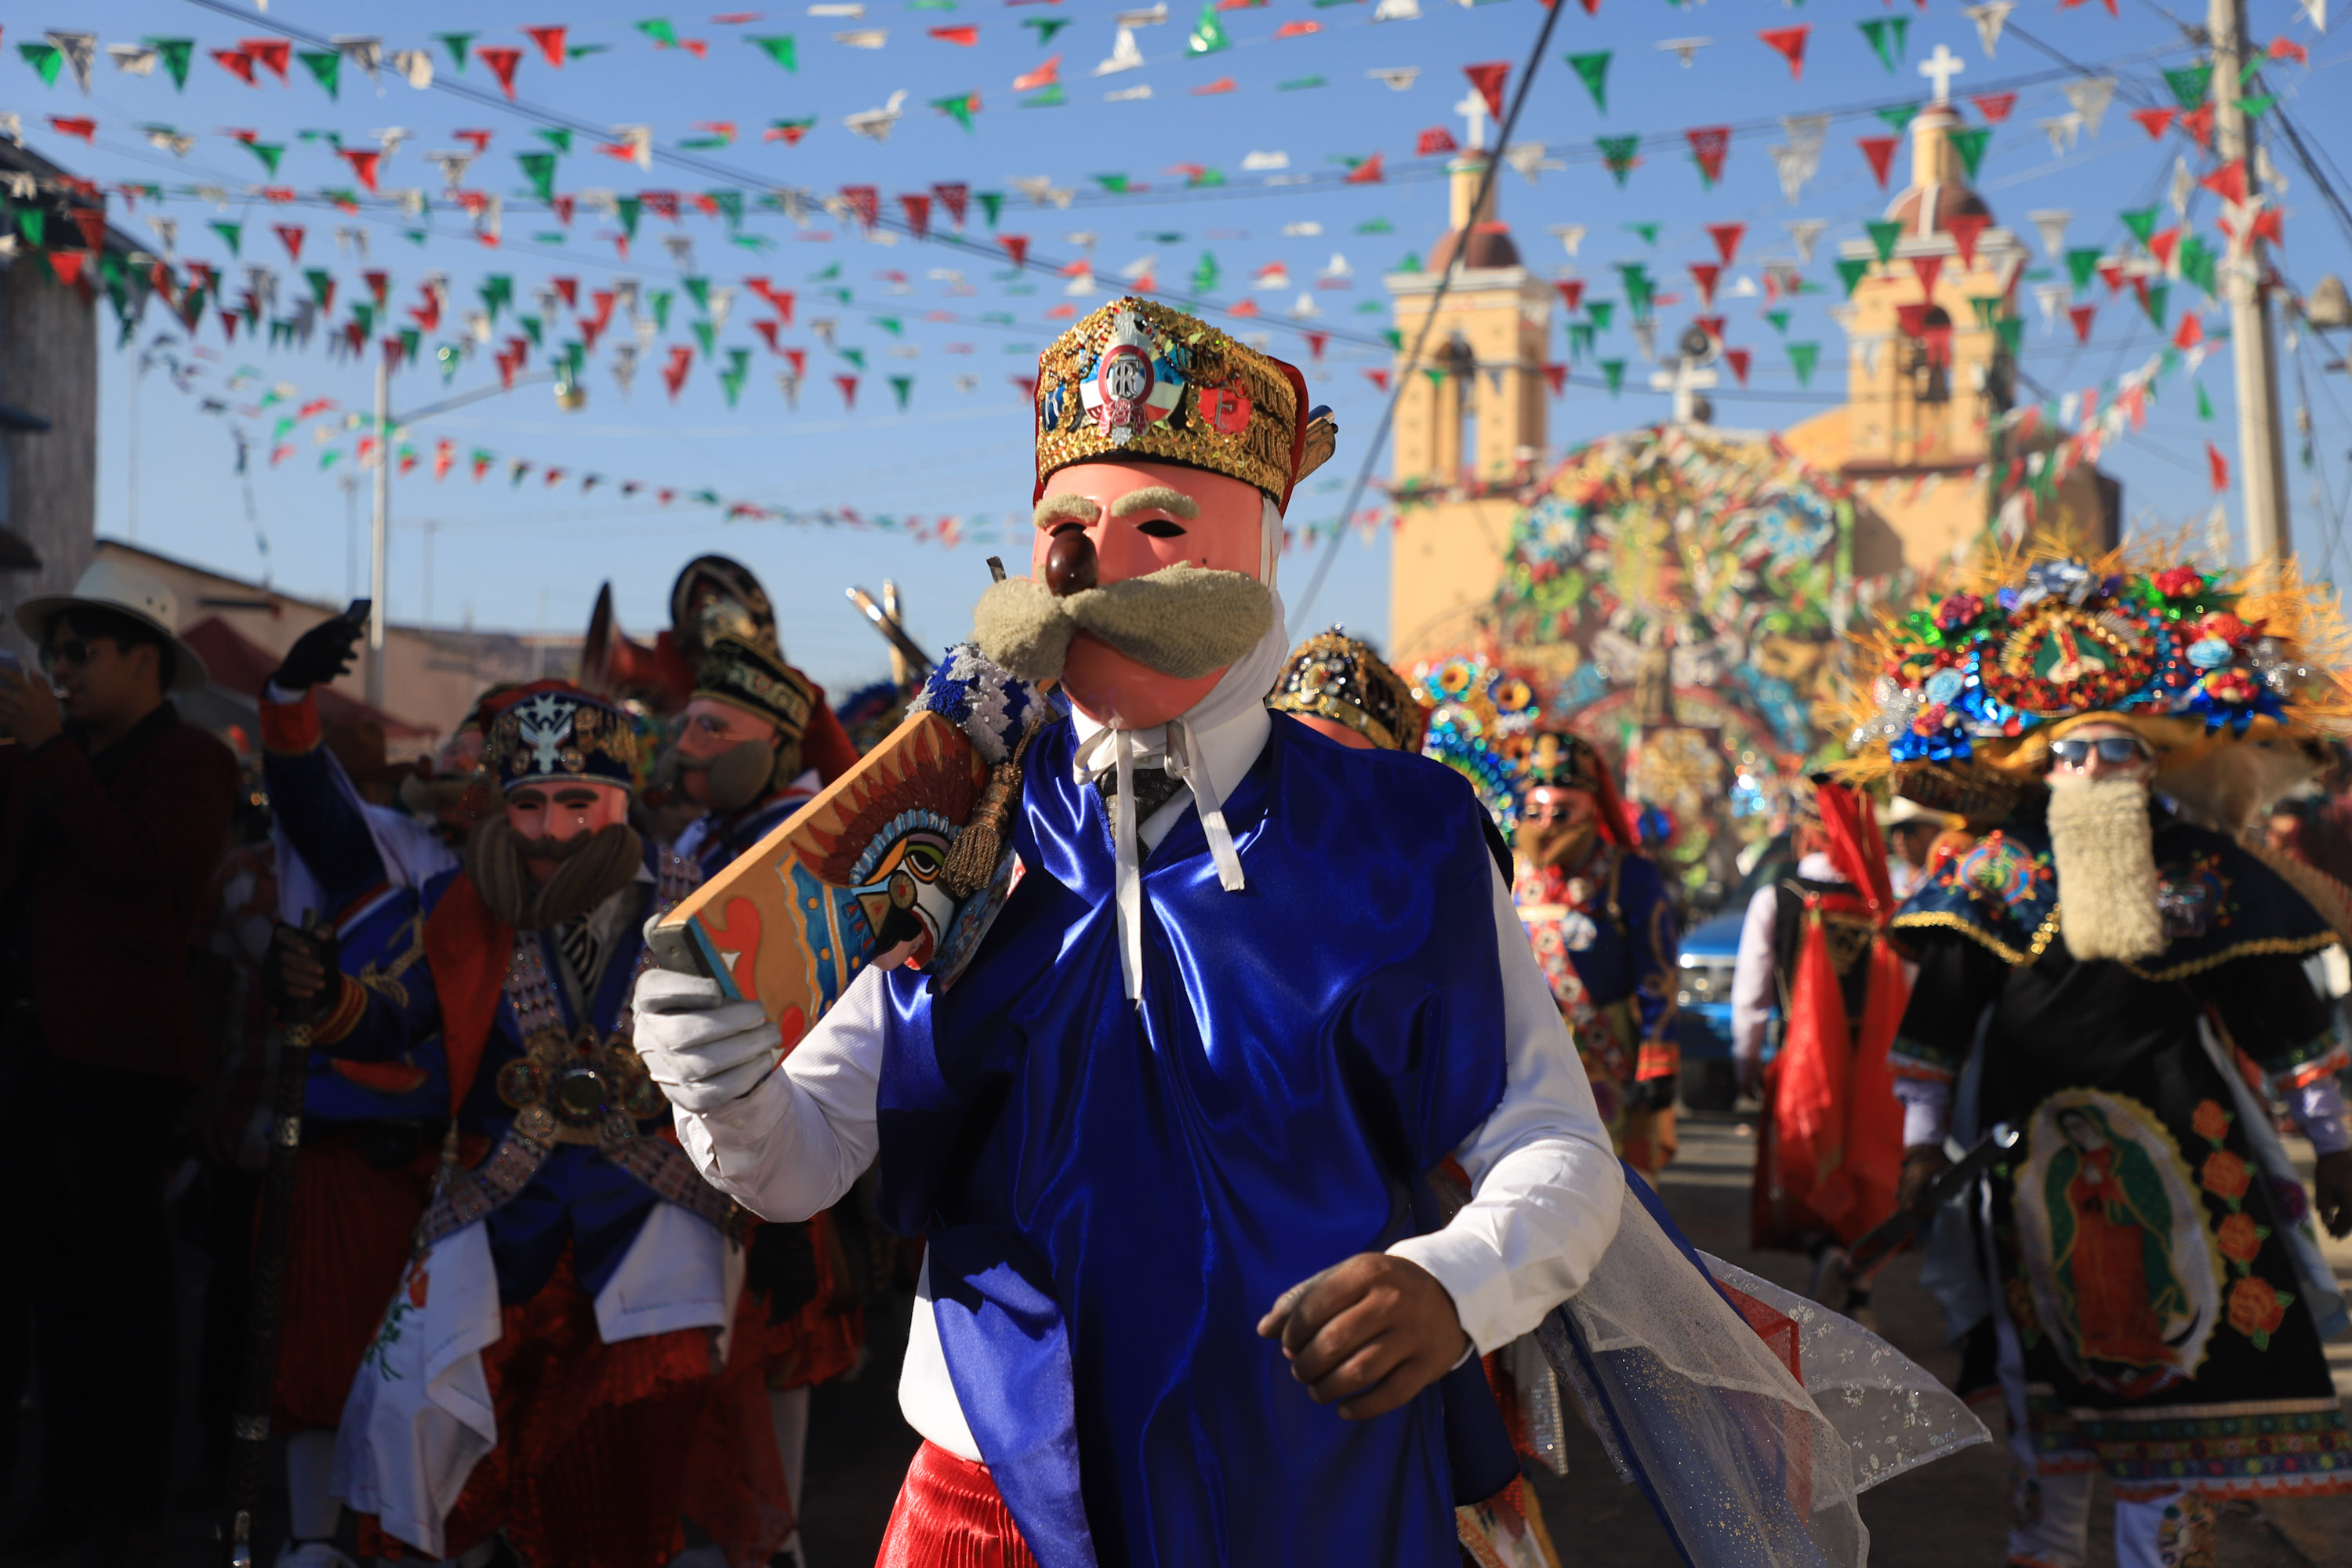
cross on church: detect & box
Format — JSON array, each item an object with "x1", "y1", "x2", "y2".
[
  {"x1": 1918, "y1": 43, "x2": 1966, "y2": 104},
  {"x1": 1650, "y1": 354, "x2": 1719, "y2": 425},
  {"x1": 1454, "y1": 87, "x2": 1490, "y2": 153}
]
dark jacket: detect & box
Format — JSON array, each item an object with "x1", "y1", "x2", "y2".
[{"x1": 1, "y1": 702, "x2": 240, "y2": 1083}]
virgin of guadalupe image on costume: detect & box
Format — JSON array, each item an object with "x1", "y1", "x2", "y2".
[{"x1": 2015, "y1": 1091, "x2": 2222, "y2": 1397}]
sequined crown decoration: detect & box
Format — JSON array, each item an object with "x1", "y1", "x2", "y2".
[
  {"x1": 1269, "y1": 629, "x2": 1429, "y2": 753},
  {"x1": 1035, "y1": 297, "x2": 1309, "y2": 509},
  {"x1": 1414, "y1": 655, "x2": 1542, "y2": 837},
  {"x1": 486, "y1": 683, "x2": 640, "y2": 794},
  {"x1": 1525, "y1": 730, "x2": 1606, "y2": 795},
  {"x1": 1840, "y1": 546, "x2": 2350, "y2": 811},
  {"x1": 695, "y1": 633, "x2": 817, "y2": 745}
]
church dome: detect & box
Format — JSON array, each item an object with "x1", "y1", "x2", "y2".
[
  {"x1": 1886, "y1": 182, "x2": 1992, "y2": 234},
  {"x1": 1429, "y1": 221, "x2": 1521, "y2": 271}
]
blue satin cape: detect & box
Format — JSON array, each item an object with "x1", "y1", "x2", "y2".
[{"x1": 877, "y1": 715, "x2": 1517, "y2": 1568}]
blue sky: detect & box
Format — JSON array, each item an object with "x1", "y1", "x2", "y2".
[{"x1": 27, "y1": 0, "x2": 2352, "y2": 696}]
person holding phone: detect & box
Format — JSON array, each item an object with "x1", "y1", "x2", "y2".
[{"x1": 0, "y1": 561, "x2": 238, "y2": 1566}]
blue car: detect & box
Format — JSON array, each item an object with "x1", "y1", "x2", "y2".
[{"x1": 1672, "y1": 843, "x2": 1798, "y2": 1111}]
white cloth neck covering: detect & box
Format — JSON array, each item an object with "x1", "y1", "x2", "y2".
[{"x1": 1069, "y1": 583, "x2": 1290, "y2": 1001}]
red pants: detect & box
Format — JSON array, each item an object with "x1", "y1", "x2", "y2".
[
  {"x1": 272, "y1": 1126, "x2": 435, "y2": 1430},
  {"x1": 358, "y1": 1253, "x2": 717, "y2": 1568},
  {"x1": 877, "y1": 1442, "x2": 1040, "y2": 1568}
]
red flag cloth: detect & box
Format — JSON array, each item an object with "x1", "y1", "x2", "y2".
[
  {"x1": 1688, "y1": 263, "x2": 1720, "y2": 307},
  {"x1": 2199, "y1": 160, "x2": 2249, "y2": 206},
  {"x1": 1752, "y1": 782, "x2": 1907, "y2": 1250},
  {"x1": 1758, "y1": 26, "x2": 1809, "y2": 79},
  {"x1": 478, "y1": 45, "x2": 524, "y2": 98},
  {"x1": 1304, "y1": 332, "x2": 1328, "y2": 362},
  {"x1": 836, "y1": 374, "x2": 859, "y2": 409},
  {"x1": 241, "y1": 38, "x2": 292, "y2": 81},
  {"x1": 1345, "y1": 152, "x2": 1385, "y2": 185},
  {"x1": 1554, "y1": 278, "x2": 1585, "y2": 310},
  {"x1": 928, "y1": 25, "x2": 980, "y2": 45},
  {"x1": 1724, "y1": 347, "x2": 1751, "y2": 386},
  {"x1": 1910, "y1": 254, "x2": 1943, "y2": 296},
  {"x1": 931, "y1": 183, "x2": 969, "y2": 228},
  {"x1": 1417, "y1": 127, "x2": 1458, "y2": 158},
  {"x1": 1706, "y1": 222, "x2": 1745, "y2": 266},
  {"x1": 1947, "y1": 213, "x2": 1991, "y2": 269},
  {"x1": 420, "y1": 872, "x2": 514, "y2": 1116},
  {"x1": 2131, "y1": 107, "x2": 2178, "y2": 140},
  {"x1": 1461, "y1": 61, "x2": 1509, "y2": 122},
  {"x1": 339, "y1": 148, "x2": 382, "y2": 192},
  {"x1": 2207, "y1": 442, "x2": 2230, "y2": 492},
  {"x1": 1364, "y1": 368, "x2": 1390, "y2": 393},
  {"x1": 2179, "y1": 103, "x2": 2216, "y2": 150},
  {"x1": 525, "y1": 27, "x2": 568, "y2": 67},
  {"x1": 899, "y1": 192, "x2": 931, "y2": 240},
  {"x1": 1857, "y1": 136, "x2": 1899, "y2": 190},
  {"x1": 49, "y1": 117, "x2": 96, "y2": 144},
  {"x1": 1541, "y1": 363, "x2": 1567, "y2": 394},
  {"x1": 1970, "y1": 92, "x2": 2017, "y2": 123},
  {"x1": 998, "y1": 234, "x2": 1029, "y2": 267},
  {"x1": 1686, "y1": 125, "x2": 1731, "y2": 184},
  {"x1": 47, "y1": 251, "x2": 89, "y2": 289},
  {"x1": 274, "y1": 225, "x2": 305, "y2": 261},
  {"x1": 2173, "y1": 312, "x2": 2204, "y2": 350},
  {"x1": 212, "y1": 49, "x2": 257, "y2": 85},
  {"x1": 71, "y1": 207, "x2": 107, "y2": 251}
]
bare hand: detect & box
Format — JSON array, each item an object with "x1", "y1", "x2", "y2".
[
  {"x1": 2314, "y1": 1150, "x2": 2352, "y2": 1240},
  {"x1": 0, "y1": 665, "x2": 61, "y2": 749},
  {"x1": 1255, "y1": 1253, "x2": 1468, "y2": 1421},
  {"x1": 1898, "y1": 1144, "x2": 1953, "y2": 1218}
]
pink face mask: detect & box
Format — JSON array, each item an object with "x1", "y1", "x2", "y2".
[
  {"x1": 1029, "y1": 459, "x2": 1267, "y2": 729},
  {"x1": 505, "y1": 781, "x2": 631, "y2": 845}
]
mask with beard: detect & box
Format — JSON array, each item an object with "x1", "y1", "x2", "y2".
[
  {"x1": 467, "y1": 815, "x2": 647, "y2": 931},
  {"x1": 971, "y1": 562, "x2": 1274, "y2": 684},
  {"x1": 655, "y1": 739, "x2": 775, "y2": 815},
  {"x1": 2045, "y1": 773, "x2": 2166, "y2": 963},
  {"x1": 1519, "y1": 816, "x2": 1599, "y2": 873}
]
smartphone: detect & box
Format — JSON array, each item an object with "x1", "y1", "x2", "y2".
[{"x1": 345, "y1": 598, "x2": 373, "y2": 627}]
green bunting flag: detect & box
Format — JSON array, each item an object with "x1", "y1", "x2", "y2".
[
  {"x1": 350, "y1": 301, "x2": 375, "y2": 337},
  {"x1": 750, "y1": 35, "x2": 797, "y2": 71},
  {"x1": 977, "y1": 191, "x2": 1004, "y2": 228},
  {"x1": 1597, "y1": 136, "x2": 1641, "y2": 187},
  {"x1": 1587, "y1": 301, "x2": 1615, "y2": 332},
  {"x1": 211, "y1": 220, "x2": 243, "y2": 257},
  {"x1": 1023, "y1": 84, "x2": 1067, "y2": 107},
  {"x1": 691, "y1": 321, "x2": 715, "y2": 354},
  {"x1": 1024, "y1": 18, "x2": 1072, "y2": 45},
  {"x1": 538, "y1": 129, "x2": 573, "y2": 154},
  {"x1": 1969, "y1": 296, "x2": 2002, "y2": 327},
  {"x1": 2143, "y1": 284, "x2": 2168, "y2": 328},
  {"x1": 2239, "y1": 93, "x2": 2274, "y2": 118},
  {"x1": 241, "y1": 143, "x2": 286, "y2": 176},
  {"x1": 436, "y1": 32, "x2": 477, "y2": 71},
  {"x1": 2179, "y1": 235, "x2": 2217, "y2": 296},
  {"x1": 1357, "y1": 217, "x2": 1394, "y2": 234},
  {"x1": 684, "y1": 276, "x2": 710, "y2": 311},
  {"x1": 2121, "y1": 208, "x2": 2159, "y2": 245},
  {"x1": 1766, "y1": 310, "x2": 1791, "y2": 333},
  {"x1": 2197, "y1": 380, "x2": 2214, "y2": 419},
  {"x1": 1600, "y1": 359, "x2": 1626, "y2": 395},
  {"x1": 2163, "y1": 64, "x2": 2212, "y2": 111},
  {"x1": 518, "y1": 315, "x2": 543, "y2": 347},
  {"x1": 1996, "y1": 318, "x2": 2023, "y2": 355},
  {"x1": 1566, "y1": 52, "x2": 1610, "y2": 114},
  {"x1": 13, "y1": 211, "x2": 41, "y2": 247},
  {"x1": 710, "y1": 189, "x2": 742, "y2": 228},
  {"x1": 1624, "y1": 222, "x2": 1660, "y2": 245},
  {"x1": 1865, "y1": 220, "x2": 1904, "y2": 263},
  {"x1": 1947, "y1": 127, "x2": 1991, "y2": 180},
  {"x1": 1277, "y1": 76, "x2": 1326, "y2": 91},
  {"x1": 840, "y1": 347, "x2": 866, "y2": 370},
  {"x1": 19, "y1": 43, "x2": 63, "y2": 87},
  {"x1": 890, "y1": 376, "x2": 914, "y2": 411},
  {"x1": 616, "y1": 196, "x2": 643, "y2": 239},
  {"x1": 1836, "y1": 257, "x2": 1871, "y2": 296},
  {"x1": 649, "y1": 290, "x2": 673, "y2": 331},
  {"x1": 517, "y1": 153, "x2": 557, "y2": 201},
  {"x1": 931, "y1": 92, "x2": 980, "y2": 132},
  {"x1": 1096, "y1": 174, "x2": 1131, "y2": 194},
  {"x1": 480, "y1": 275, "x2": 512, "y2": 319},
  {"x1": 1788, "y1": 342, "x2": 1821, "y2": 386},
  {"x1": 2065, "y1": 248, "x2": 2103, "y2": 290},
  {"x1": 1874, "y1": 103, "x2": 1921, "y2": 135},
  {"x1": 305, "y1": 269, "x2": 334, "y2": 307},
  {"x1": 147, "y1": 38, "x2": 194, "y2": 90},
  {"x1": 1189, "y1": 1, "x2": 1232, "y2": 56},
  {"x1": 299, "y1": 49, "x2": 340, "y2": 98},
  {"x1": 1192, "y1": 252, "x2": 1221, "y2": 293},
  {"x1": 1860, "y1": 17, "x2": 1907, "y2": 74},
  {"x1": 638, "y1": 19, "x2": 681, "y2": 49},
  {"x1": 1567, "y1": 323, "x2": 1595, "y2": 358},
  {"x1": 875, "y1": 317, "x2": 902, "y2": 336}
]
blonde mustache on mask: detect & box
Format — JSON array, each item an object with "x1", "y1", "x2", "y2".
[
  {"x1": 2046, "y1": 772, "x2": 2168, "y2": 963},
  {"x1": 972, "y1": 562, "x2": 1275, "y2": 685}
]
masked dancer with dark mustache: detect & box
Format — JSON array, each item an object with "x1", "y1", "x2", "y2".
[
  {"x1": 1849, "y1": 554, "x2": 2352, "y2": 1568},
  {"x1": 267, "y1": 682, "x2": 749, "y2": 1568}
]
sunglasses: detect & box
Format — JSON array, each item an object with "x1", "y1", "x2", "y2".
[
  {"x1": 38, "y1": 638, "x2": 106, "y2": 673},
  {"x1": 2049, "y1": 735, "x2": 2154, "y2": 768}
]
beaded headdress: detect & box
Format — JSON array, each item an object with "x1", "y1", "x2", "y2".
[
  {"x1": 485, "y1": 682, "x2": 641, "y2": 795},
  {"x1": 1268, "y1": 629, "x2": 1429, "y2": 753},
  {"x1": 1414, "y1": 654, "x2": 1541, "y2": 838},
  {"x1": 1034, "y1": 296, "x2": 1333, "y2": 510},
  {"x1": 1839, "y1": 543, "x2": 2350, "y2": 817}
]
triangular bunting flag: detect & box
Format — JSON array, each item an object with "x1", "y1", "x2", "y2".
[
  {"x1": 1857, "y1": 136, "x2": 1900, "y2": 189},
  {"x1": 1759, "y1": 27, "x2": 1809, "y2": 80},
  {"x1": 1566, "y1": 52, "x2": 1610, "y2": 114}
]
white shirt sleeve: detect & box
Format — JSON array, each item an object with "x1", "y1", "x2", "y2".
[
  {"x1": 1386, "y1": 862, "x2": 1627, "y2": 1355},
  {"x1": 1730, "y1": 885, "x2": 1780, "y2": 1065},
  {"x1": 670, "y1": 965, "x2": 887, "y2": 1221},
  {"x1": 2291, "y1": 1076, "x2": 2351, "y2": 1156}
]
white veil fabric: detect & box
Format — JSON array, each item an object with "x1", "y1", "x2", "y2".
[{"x1": 1537, "y1": 1180, "x2": 1988, "y2": 1568}]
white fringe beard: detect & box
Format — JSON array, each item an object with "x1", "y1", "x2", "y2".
[{"x1": 2046, "y1": 774, "x2": 2166, "y2": 963}]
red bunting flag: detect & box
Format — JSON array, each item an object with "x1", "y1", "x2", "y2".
[
  {"x1": 2270, "y1": 37, "x2": 2310, "y2": 65},
  {"x1": 338, "y1": 148, "x2": 382, "y2": 192},
  {"x1": 2148, "y1": 229, "x2": 2180, "y2": 268},
  {"x1": 929, "y1": 25, "x2": 981, "y2": 45},
  {"x1": 1686, "y1": 126, "x2": 1731, "y2": 185},
  {"x1": 589, "y1": 292, "x2": 615, "y2": 332},
  {"x1": 551, "y1": 278, "x2": 577, "y2": 310},
  {"x1": 1274, "y1": 20, "x2": 1322, "y2": 39},
  {"x1": 2130, "y1": 107, "x2": 2178, "y2": 140},
  {"x1": 753, "y1": 320, "x2": 782, "y2": 354},
  {"x1": 1364, "y1": 368, "x2": 1391, "y2": 393},
  {"x1": 1688, "y1": 264, "x2": 1721, "y2": 307},
  {"x1": 2068, "y1": 303, "x2": 2096, "y2": 343},
  {"x1": 2179, "y1": 103, "x2": 2216, "y2": 150},
  {"x1": 1758, "y1": 27, "x2": 1809, "y2": 80},
  {"x1": 68, "y1": 212, "x2": 105, "y2": 260},
  {"x1": 750, "y1": 279, "x2": 797, "y2": 322},
  {"x1": 782, "y1": 349, "x2": 807, "y2": 379},
  {"x1": 525, "y1": 27, "x2": 568, "y2": 67},
  {"x1": 2206, "y1": 442, "x2": 2228, "y2": 492},
  {"x1": 1947, "y1": 213, "x2": 1991, "y2": 269},
  {"x1": 1193, "y1": 78, "x2": 1237, "y2": 96},
  {"x1": 457, "y1": 130, "x2": 495, "y2": 154},
  {"x1": 1970, "y1": 93, "x2": 2017, "y2": 123},
  {"x1": 1345, "y1": 152, "x2": 1385, "y2": 185},
  {"x1": 241, "y1": 38, "x2": 292, "y2": 81},
  {"x1": 1013, "y1": 56, "x2": 1060, "y2": 92},
  {"x1": 1417, "y1": 128, "x2": 1458, "y2": 158},
  {"x1": 931, "y1": 183, "x2": 969, "y2": 229},
  {"x1": 1705, "y1": 223, "x2": 1745, "y2": 267},
  {"x1": 2198, "y1": 160, "x2": 2248, "y2": 206},
  {"x1": 362, "y1": 270, "x2": 390, "y2": 304},
  {"x1": 434, "y1": 440, "x2": 456, "y2": 481},
  {"x1": 47, "y1": 251, "x2": 88, "y2": 289},
  {"x1": 1305, "y1": 332, "x2": 1328, "y2": 363},
  {"x1": 2173, "y1": 312, "x2": 2204, "y2": 349},
  {"x1": 273, "y1": 225, "x2": 304, "y2": 261},
  {"x1": 900, "y1": 193, "x2": 932, "y2": 241},
  {"x1": 999, "y1": 234, "x2": 1030, "y2": 267},
  {"x1": 1911, "y1": 255, "x2": 1944, "y2": 296},
  {"x1": 1857, "y1": 136, "x2": 1899, "y2": 189},
  {"x1": 49, "y1": 117, "x2": 96, "y2": 144},
  {"x1": 836, "y1": 375, "x2": 859, "y2": 410},
  {"x1": 1554, "y1": 278, "x2": 1586, "y2": 311},
  {"x1": 663, "y1": 346, "x2": 694, "y2": 401},
  {"x1": 478, "y1": 46, "x2": 524, "y2": 98},
  {"x1": 578, "y1": 317, "x2": 604, "y2": 353},
  {"x1": 837, "y1": 186, "x2": 879, "y2": 231},
  {"x1": 212, "y1": 49, "x2": 257, "y2": 85},
  {"x1": 1896, "y1": 302, "x2": 1935, "y2": 339},
  {"x1": 1229, "y1": 298, "x2": 1259, "y2": 317},
  {"x1": 1462, "y1": 62, "x2": 1509, "y2": 122},
  {"x1": 1725, "y1": 348, "x2": 1751, "y2": 385}
]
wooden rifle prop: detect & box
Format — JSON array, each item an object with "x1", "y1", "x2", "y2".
[
  {"x1": 844, "y1": 583, "x2": 934, "y2": 692},
  {"x1": 218, "y1": 911, "x2": 328, "y2": 1568},
  {"x1": 1810, "y1": 1123, "x2": 2020, "y2": 1313}
]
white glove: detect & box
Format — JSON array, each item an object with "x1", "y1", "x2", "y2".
[{"x1": 632, "y1": 967, "x2": 782, "y2": 1113}]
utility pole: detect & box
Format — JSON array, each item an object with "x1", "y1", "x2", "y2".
[
  {"x1": 368, "y1": 353, "x2": 392, "y2": 709},
  {"x1": 2210, "y1": 0, "x2": 2290, "y2": 562}
]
